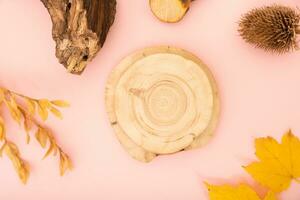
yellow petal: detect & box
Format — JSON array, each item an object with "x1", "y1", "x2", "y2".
[
  {"x1": 5, "y1": 98, "x2": 22, "y2": 124},
  {"x1": 25, "y1": 98, "x2": 36, "y2": 116},
  {"x1": 17, "y1": 163, "x2": 30, "y2": 184},
  {"x1": 0, "y1": 143, "x2": 6, "y2": 157},
  {"x1": 51, "y1": 100, "x2": 70, "y2": 107},
  {"x1": 23, "y1": 117, "x2": 33, "y2": 133},
  {"x1": 9, "y1": 95, "x2": 19, "y2": 110},
  {"x1": 4, "y1": 142, "x2": 30, "y2": 184},
  {"x1": 43, "y1": 142, "x2": 55, "y2": 159},
  {"x1": 0, "y1": 88, "x2": 4, "y2": 104},
  {"x1": 50, "y1": 107, "x2": 63, "y2": 119},
  {"x1": 0, "y1": 116, "x2": 5, "y2": 141},
  {"x1": 59, "y1": 151, "x2": 72, "y2": 176},
  {"x1": 38, "y1": 99, "x2": 51, "y2": 108},
  {"x1": 7, "y1": 142, "x2": 19, "y2": 154},
  {"x1": 35, "y1": 128, "x2": 48, "y2": 148},
  {"x1": 38, "y1": 104, "x2": 48, "y2": 121}
]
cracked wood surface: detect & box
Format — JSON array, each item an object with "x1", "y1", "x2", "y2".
[{"x1": 42, "y1": 0, "x2": 116, "y2": 74}]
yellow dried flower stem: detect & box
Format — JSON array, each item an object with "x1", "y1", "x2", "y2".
[
  {"x1": 18, "y1": 106, "x2": 72, "y2": 175},
  {"x1": 0, "y1": 139, "x2": 30, "y2": 184},
  {"x1": 0, "y1": 87, "x2": 69, "y2": 120},
  {"x1": 0, "y1": 86, "x2": 71, "y2": 183}
]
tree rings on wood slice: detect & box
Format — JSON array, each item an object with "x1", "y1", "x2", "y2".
[
  {"x1": 149, "y1": 0, "x2": 192, "y2": 23},
  {"x1": 105, "y1": 46, "x2": 219, "y2": 162}
]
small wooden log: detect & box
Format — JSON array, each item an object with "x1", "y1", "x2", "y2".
[
  {"x1": 149, "y1": 0, "x2": 193, "y2": 23},
  {"x1": 105, "y1": 46, "x2": 220, "y2": 162},
  {"x1": 41, "y1": 0, "x2": 116, "y2": 74}
]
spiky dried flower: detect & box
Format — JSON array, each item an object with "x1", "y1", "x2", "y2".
[{"x1": 239, "y1": 5, "x2": 300, "y2": 53}]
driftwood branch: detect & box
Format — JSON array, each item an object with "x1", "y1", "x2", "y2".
[{"x1": 41, "y1": 0, "x2": 116, "y2": 74}]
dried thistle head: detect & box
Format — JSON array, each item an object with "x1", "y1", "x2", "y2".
[{"x1": 239, "y1": 5, "x2": 300, "y2": 53}]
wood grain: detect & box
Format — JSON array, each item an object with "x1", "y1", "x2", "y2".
[
  {"x1": 41, "y1": 0, "x2": 116, "y2": 74},
  {"x1": 105, "y1": 46, "x2": 220, "y2": 162},
  {"x1": 149, "y1": 0, "x2": 192, "y2": 23}
]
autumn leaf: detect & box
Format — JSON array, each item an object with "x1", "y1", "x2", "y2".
[
  {"x1": 51, "y1": 100, "x2": 70, "y2": 107},
  {"x1": 35, "y1": 128, "x2": 48, "y2": 148},
  {"x1": 25, "y1": 98, "x2": 36, "y2": 116},
  {"x1": 244, "y1": 130, "x2": 300, "y2": 192},
  {"x1": 50, "y1": 107, "x2": 63, "y2": 119},
  {"x1": 264, "y1": 192, "x2": 277, "y2": 200},
  {"x1": 0, "y1": 143, "x2": 5, "y2": 157},
  {"x1": 0, "y1": 88, "x2": 4, "y2": 104},
  {"x1": 38, "y1": 103, "x2": 48, "y2": 121},
  {"x1": 5, "y1": 97, "x2": 22, "y2": 124},
  {"x1": 3, "y1": 142, "x2": 30, "y2": 184},
  {"x1": 43, "y1": 140, "x2": 56, "y2": 158},
  {"x1": 205, "y1": 183, "x2": 277, "y2": 200},
  {"x1": 59, "y1": 151, "x2": 72, "y2": 176},
  {"x1": 19, "y1": 109, "x2": 33, "y2": 144},
  {"x1": 23, "y1": 116, "x2": 33, "y2": 133},
  {"x1": 38, "y1": 132, "x2": 59, "y2": 159},
  {"x1": 0, "y1": 116, "x2": 5, "y2": 141},
  {"x1": 39, "y1": 99, "x2": 51, "y2": 108}
]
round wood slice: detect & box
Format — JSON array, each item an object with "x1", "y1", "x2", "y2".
[
  {"x1": 105, "y1": 46, "x2": 220, "y2": 162},
  {"x1": 149, "y1": 0, "x2": 191, "y2": 23}
]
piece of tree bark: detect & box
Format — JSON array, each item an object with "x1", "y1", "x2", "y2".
[
  {"x1": 150, "y1": 0, "x2": 194, "y2": 23},
  {"x1": 41, "y1": 0, "x2": 116, "y2": 74},
  {"x1": 105, "y1": 46, "x2": 220, "y2": 162}
]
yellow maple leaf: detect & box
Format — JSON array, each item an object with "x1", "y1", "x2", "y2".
[
  {"x1": 206, "y1": 183, "x2": 277, "y2": 200},
  {"x1": 264, "y1": 192, "x2": 277, "y2": 200},
  {"x1": 245, "y1": 130, "x2": 300, "y2": 192}
]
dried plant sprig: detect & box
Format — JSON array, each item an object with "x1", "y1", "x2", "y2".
[
  {"x1": 239, "y1": 4, "x2": 300, "y2": 53},
  {"x1": 0, "y1": 87, "x2": 71, "y2": 183},
  {"x1": 0, "y1": 140, "x2": 29, "y2": 184},
  {"x1": 20, "y1": 107, "x2": 72, "y2": 175},
  {"x1": 0, "y1": 116, "x2": 29, "y2": 184}
]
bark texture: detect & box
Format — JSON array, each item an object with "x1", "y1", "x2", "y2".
[{"x1": 41, "y1": 0, "x2": 116, "y2": 74}]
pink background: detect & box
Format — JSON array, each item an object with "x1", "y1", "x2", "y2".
[{"x1": 1, "y1": 0, "x2": 300, "y2": 199}]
